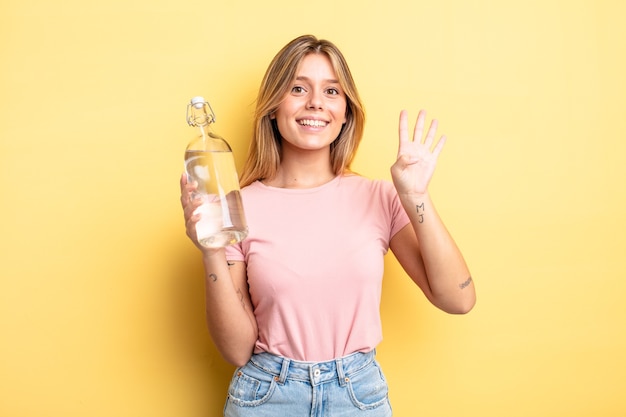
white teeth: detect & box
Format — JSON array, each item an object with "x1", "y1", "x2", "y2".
[{"x1": 299, "y1": 119, "x2": 327, "y2": 127}]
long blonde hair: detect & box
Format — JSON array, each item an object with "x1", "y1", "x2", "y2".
[{"x1": 239, "y1": 35, "x2": 366, "y2": 187}]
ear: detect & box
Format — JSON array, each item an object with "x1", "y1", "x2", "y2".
[{"x1": 269, "y1": 112, "x2": 276, "y2": 120}]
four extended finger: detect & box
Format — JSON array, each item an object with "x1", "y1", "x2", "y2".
[
  {"x1": 424, "y1": 117, "x2": 438, "y2": 149},
  {"x1": 413, "y1": 110, "x2": 426, "y2": 144},
  {"x1": 432, "y1": 135, "x2": 446, "y2": 159},
  {"x1": 398, "y1": 110, "x2": 409, "y2": 145}
]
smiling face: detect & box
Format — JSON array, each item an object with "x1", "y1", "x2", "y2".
[{"x1": 272, "y1": 53, "x2": 347, "y2": 154}]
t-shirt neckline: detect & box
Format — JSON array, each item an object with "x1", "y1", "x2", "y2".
[{"x1": 255, "y1": 175, "x2": 344, "y2": 194}]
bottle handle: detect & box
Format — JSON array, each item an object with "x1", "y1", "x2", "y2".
[{"x1": 186, "y1": 96, "x2": 216, "y2": 127}]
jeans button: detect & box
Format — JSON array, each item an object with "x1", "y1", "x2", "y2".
[{"x1": 313, "y1": 368, "x2": 321, "y2": 377}]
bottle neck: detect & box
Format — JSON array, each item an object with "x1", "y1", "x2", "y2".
[
  {"x1": 192, "y1": 111, "x2": 212, "y2": 128},
  {"x1": 192, "y1": 109, "x2": 214, "y2": 143},
  {"x1": 187, "y1": 100, "x2": 216, "y2": 128},
  {"x1": 186, "y1": 99, "x2": 231, "y2": 151}
]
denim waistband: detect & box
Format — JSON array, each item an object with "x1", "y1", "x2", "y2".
[{"x1": 248, "y1": 350, "x2": 376, "y2": 387}]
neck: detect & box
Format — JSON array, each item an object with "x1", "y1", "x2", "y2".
[{"x1": 265, "y1": 148, "x2": 336, "y2": 189}]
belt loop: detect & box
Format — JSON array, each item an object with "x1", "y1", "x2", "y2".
[
  {"x1": 277, "y1": 357, "x2": 290, "y2": 385},
  {"x1": 336, "y1": 357, "x2": 347, "y2": 387}
]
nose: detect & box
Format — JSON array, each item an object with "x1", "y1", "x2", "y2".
[{"x1": 307, "y1": 90, "x2": 323, "y2": 110}]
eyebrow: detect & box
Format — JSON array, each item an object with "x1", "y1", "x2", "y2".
[{"x1": 295, "y1": 75, "x2": 340, "y2": 84}]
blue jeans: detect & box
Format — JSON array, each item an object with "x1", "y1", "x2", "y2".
[{"x1": 224, "y1": 350, "x2": 392, "y2": 416}]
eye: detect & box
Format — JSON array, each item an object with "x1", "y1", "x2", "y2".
[
  {"x1": 326, "y1": 87, "x2": 341, "y2": 96},
  {"x1": 291, "y1": 86, "x2": 306, "y2": 94}
]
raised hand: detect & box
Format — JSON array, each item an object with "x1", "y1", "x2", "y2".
[{"x1": 391, "y1": 110, "x2": 446, "y2": 197}]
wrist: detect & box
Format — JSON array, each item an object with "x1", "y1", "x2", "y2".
[
  {"x1": 201, "y1": 247, "x2": 226, "y2": 263},
  {"x1": 398, "y1": 190, "x2": 430, "y2": 205},
  {"x1": 398, "y1": 192, "x2": 434, "y2": 226}
]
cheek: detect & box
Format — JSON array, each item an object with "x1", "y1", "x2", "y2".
[
  {"x1": 336, "y1": 101, "x2": 348, "y2": 124},
  {"x1": 275, "y1": 117, "x2": 292, "y2": 139}
]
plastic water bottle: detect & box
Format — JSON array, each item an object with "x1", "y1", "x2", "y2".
[{"x1": 184, "y1": 96, "x2": 248, "y2": 248}]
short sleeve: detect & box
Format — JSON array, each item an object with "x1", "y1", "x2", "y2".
[{"x1": 225, "y1": 241, "x2": 245, "y2": 262}]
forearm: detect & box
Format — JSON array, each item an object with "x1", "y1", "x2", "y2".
[
  {"x1": 400, "y1": 192, "x2": 475, "y2": 313},
  {"x1": 201, "y1": 250, "x2": 258, "y2": 366}
]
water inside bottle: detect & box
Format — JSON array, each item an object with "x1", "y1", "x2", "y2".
[{"x1": 185, "y1": 150, "x2": 248, "y2": 247}]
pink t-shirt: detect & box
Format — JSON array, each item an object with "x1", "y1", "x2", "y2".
[{"x1": 225, "y1": 174, "x2": 410, "y2": 361}]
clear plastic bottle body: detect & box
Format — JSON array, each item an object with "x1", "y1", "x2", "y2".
[{"x1": 184, "y1": 98, "x2": 248, "y2": 248}]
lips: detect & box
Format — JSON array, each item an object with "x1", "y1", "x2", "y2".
[{"x1": 298, "y1": 119, "x2": 328, "y2": 127}]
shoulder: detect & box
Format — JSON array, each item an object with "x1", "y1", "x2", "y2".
[
  {"x1": 240, "y1": 180, "x2": 265, "y2": 196},
  {"x1": 339, "y1": 174, "x2": 397, "y2": 196}
]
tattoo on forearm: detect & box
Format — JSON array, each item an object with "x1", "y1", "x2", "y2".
[
  {"x1": 459, "y1": 277, "x2": 472, "y2": 289},
  {"x1": 416, "y1": 202, "x2": 425, "y2": 223},
  {"x1": 236, "y1": 288, "x2": 245, "y2": 310},
  {"x1": 208, "y1": 273, "x2": 217, "y2": 282}
]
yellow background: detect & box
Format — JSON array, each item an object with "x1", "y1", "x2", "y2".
[{"x1": 2, "y1": 0, "x2": 625, "y2": 416}]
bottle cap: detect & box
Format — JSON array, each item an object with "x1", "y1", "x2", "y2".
[{"x1": 191, "y1": 96, "x2": 206, "y2": 109}]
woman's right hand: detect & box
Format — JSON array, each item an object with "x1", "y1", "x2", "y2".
[
  {"x1": 180, "y1": 173, "x2": 258, "y2": 366},
  {"x1": 179, "y1": 173, "x2": 210, "y2": 252}
]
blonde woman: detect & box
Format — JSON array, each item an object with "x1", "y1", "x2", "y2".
[{"x1": 180, "y1": 34, "x2": 475, "y2": 416}]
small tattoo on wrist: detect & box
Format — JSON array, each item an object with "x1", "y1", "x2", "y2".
[
  {"x1": 416, "y1": 202, "x2": 425, "y2": 223},
  {"x1": 209, "y1": 273, "x2": 217, "y2": 282}
]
